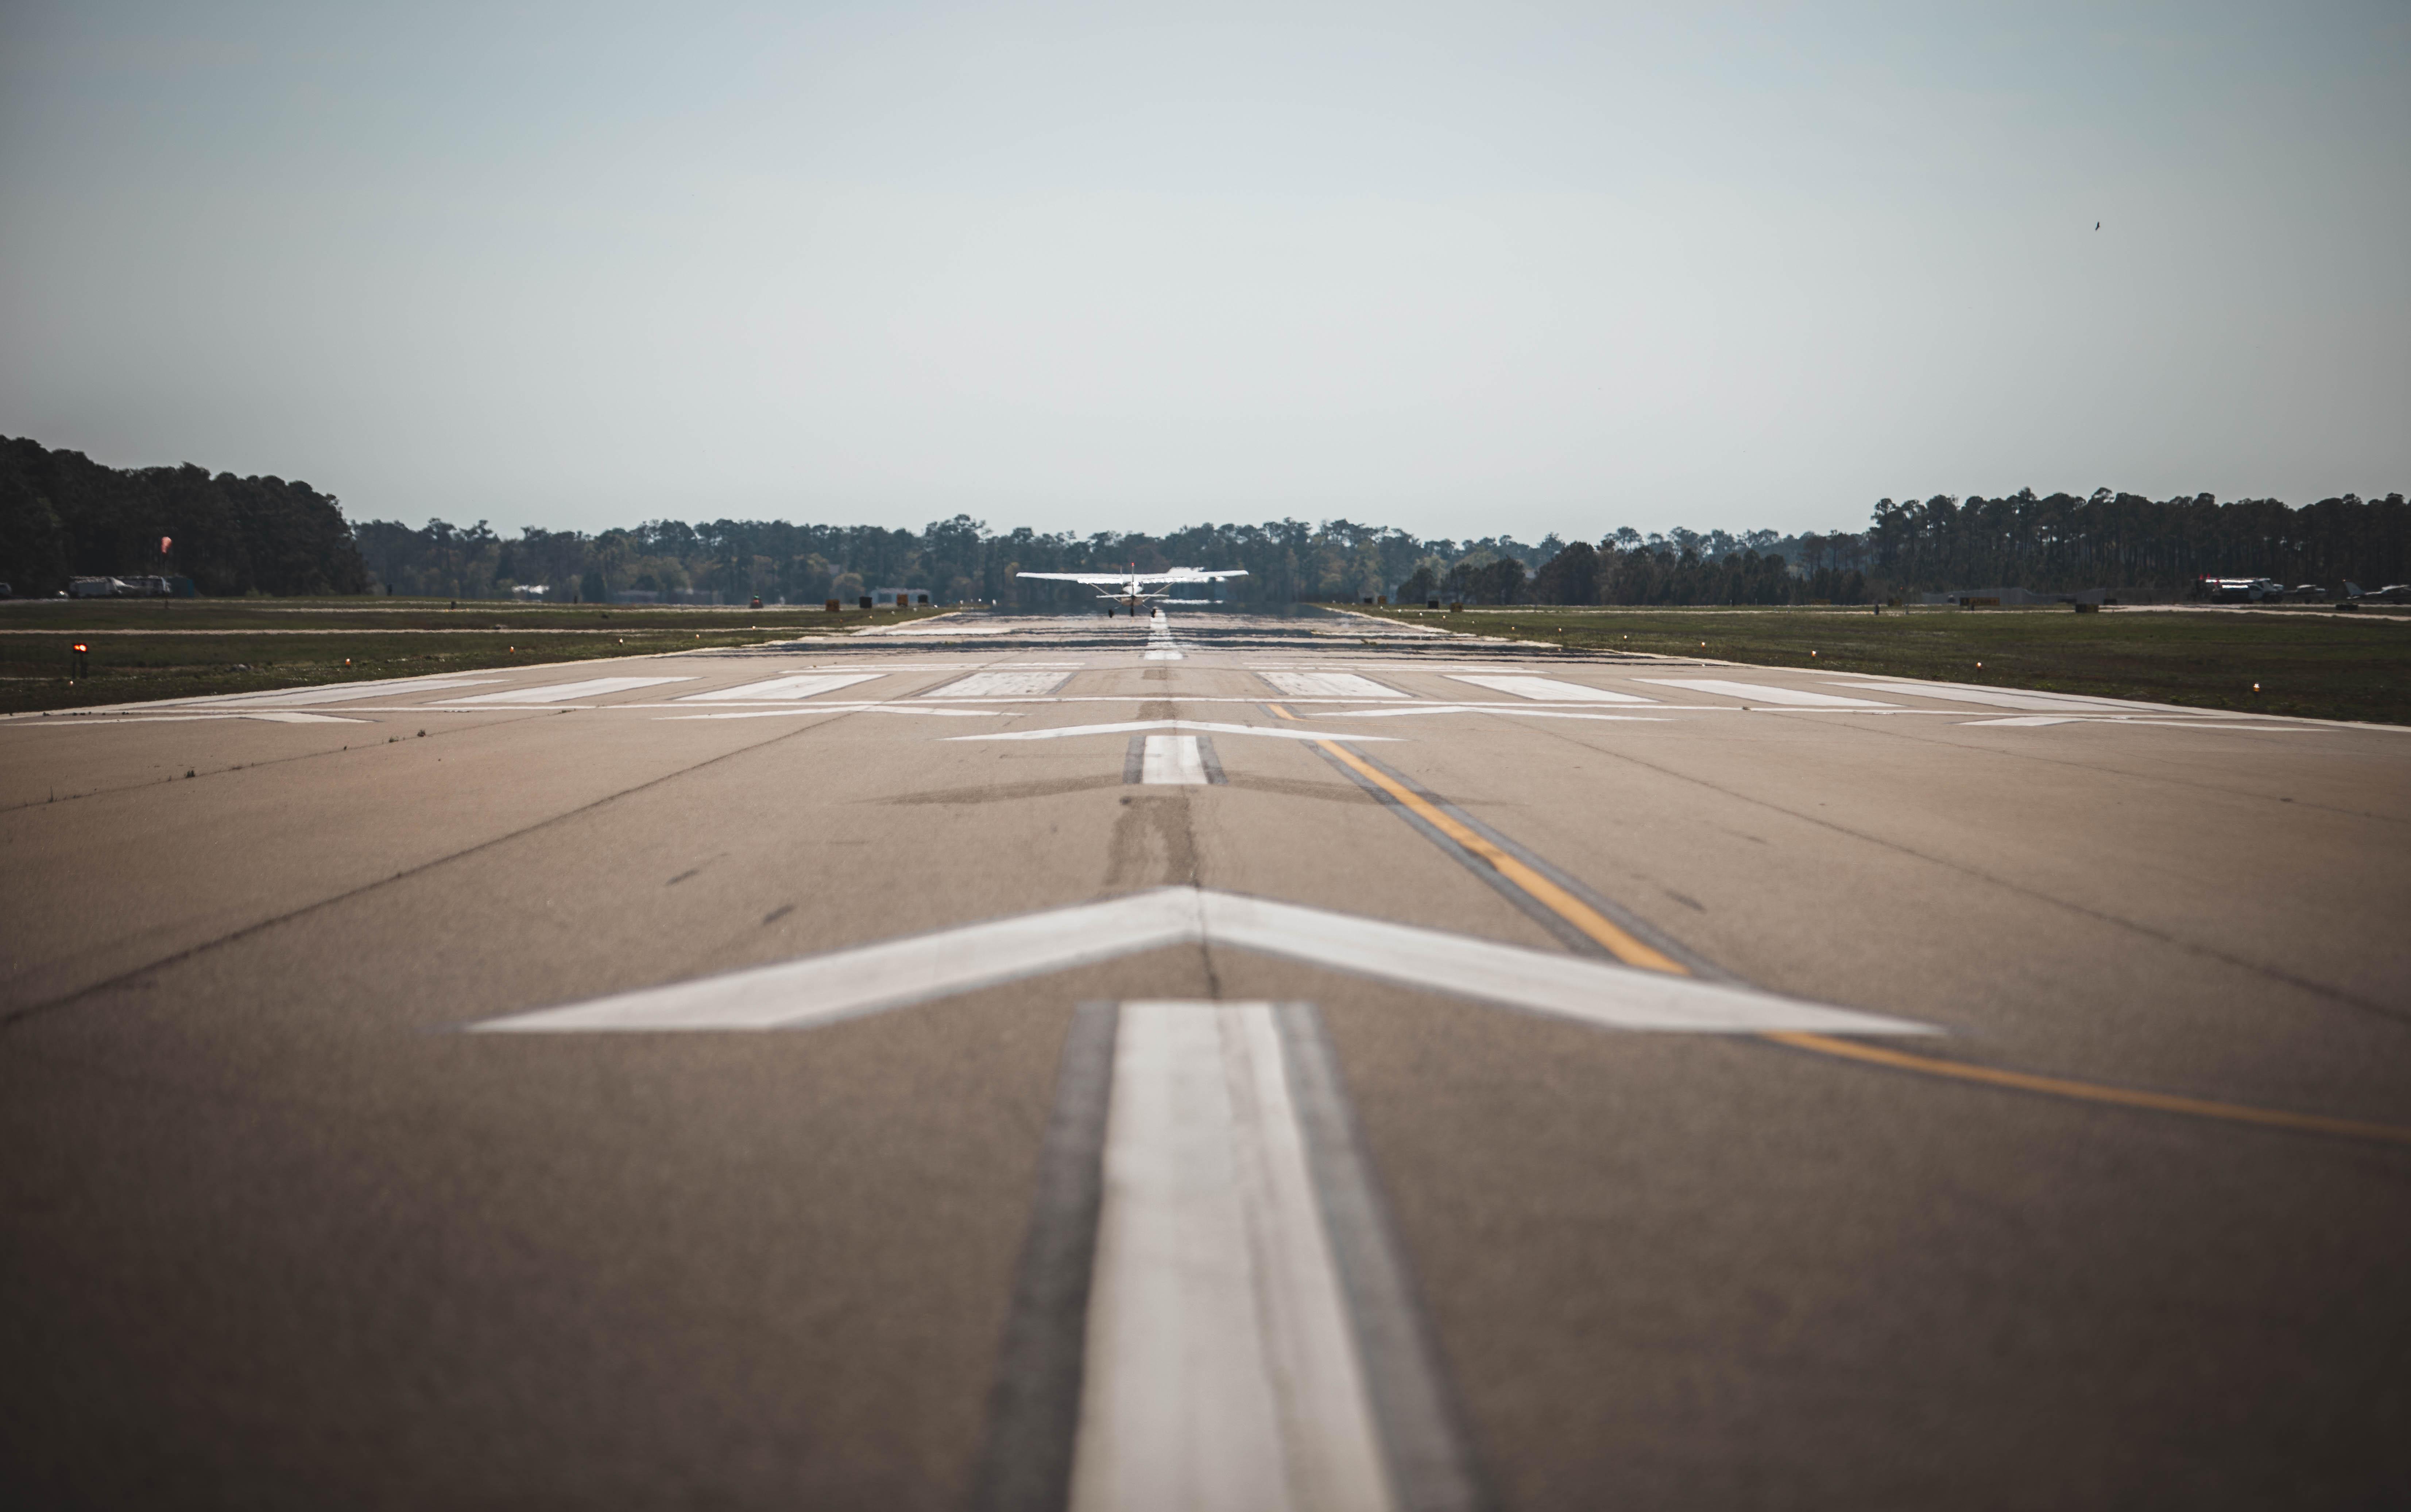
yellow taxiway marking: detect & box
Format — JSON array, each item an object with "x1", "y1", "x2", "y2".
[
  {"x1": 1764, "y1": 1032, "x2": 2411, "y2": 1145},
  {"x1": 1305, "y1": 704, "x2": 2411, "y2": 1147},
  {"x1": 1309, "y1": 737, "x2": 1690, "y2": 976}
]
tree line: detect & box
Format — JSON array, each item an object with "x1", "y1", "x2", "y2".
[
  {"x1": 1, "y1": 437, "x2": 369, "y2": 596},
  {"x1": 358, "y1": 491, "x2": 2407, "y2": 608},
  {"x1": 6, "y1": 434, "x2": 2403, "y2": 604}
]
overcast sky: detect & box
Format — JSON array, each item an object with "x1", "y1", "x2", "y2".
[{"x1": 3, "y1": 1, "x2": 2405, "y2": 542}]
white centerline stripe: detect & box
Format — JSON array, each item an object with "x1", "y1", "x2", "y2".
[
  {"x1": 1139, "y1": 734, "x2": 1210, "y2": 784},
  {"x1": 1071, "y1": 1002, "x2": 1396, "y2": 1512}
]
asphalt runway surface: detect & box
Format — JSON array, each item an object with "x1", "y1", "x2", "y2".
[{"x1": 4, "y1": 608, "x2": 2407, "y2": 1510}]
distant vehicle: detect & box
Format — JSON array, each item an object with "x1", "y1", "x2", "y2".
[
  {"x1": 2370, "y1": 585, "x2": 2411, "y2": 604},
  {"x1": 69, "y1": 575, "x2": 174, "y2": 597},
  {"x1": 2198, "y1": 577, "x2": 2286, "y2": 603},
  {"x1": 1014, "y1": 565, "x2": 1248, "y2": 616}
]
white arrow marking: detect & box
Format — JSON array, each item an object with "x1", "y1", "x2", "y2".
[
  {"x1": 469, "y1": 887, "x2": 1933, "y2": 1035},
  {"x1": 949, "y1": 720, "x2": 1397, "y2": 743}
]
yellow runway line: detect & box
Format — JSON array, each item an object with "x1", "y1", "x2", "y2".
[
  {"x1": 1765, "y1": 1032, "x2": 2411, "y2": 1145},
  {"x1": 1295, "y1": 690, "x2": 2408, "y2": 1145},
  {"x1": 1311, "y1": 738, "x2": 1690, "y2": 975}
]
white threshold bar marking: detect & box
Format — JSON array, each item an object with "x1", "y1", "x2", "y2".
[
  {"x1": 1638, "y1": 678, "x2": 1895, "y2": 707},
  {"x1": 158, "y1": 676, "x2": 504, "y2": 707},
  {"x1": 1820, "y1": 675, "x2": 2202, "y2": 714},
  {"x1": 678, "y1": 672, "x2": 885, "y2": 702},
  {"x1": 1328, "y1": 705, "x2": 1664, "y2": 722},
  {"x1": 925, "y1": 671, "x2": 1075, "y2": 698},
  {"x1": 1446, "y1": 674, "x2": 1655, "y2": 703},
  {"x1": 1261, "y1": 672, "x2": 1411, "y2": 700},
  {"x1": 1072, "y1": 1001, "x2": 1395, "y2": 1512},
  {"x1": 952, "y1": 720, "x2": 1396, "y2": 743},
  {"x1": 452, "y1": 676, "x2": 696, "y2": 704}
]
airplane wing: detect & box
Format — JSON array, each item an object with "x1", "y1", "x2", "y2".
[{"x1": 1013, "y1": 568, "x2": 1249, "y2": 585}]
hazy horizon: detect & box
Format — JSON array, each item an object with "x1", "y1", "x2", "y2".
[{"x1": 4, "y1": 1, "x2": 2405, "y2": 542}]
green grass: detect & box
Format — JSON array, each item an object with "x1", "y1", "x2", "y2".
[
  {"x1": 1358, "y1": 604, "x2": 2411, "y2": 726},
  {"x1": 0, "y1": 597, "x2": 945, "y2": 713}
]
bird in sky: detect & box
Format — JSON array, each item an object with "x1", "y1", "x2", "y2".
[{"x1": 2095, "y1": 221, "x2": 2101, "y2": 230}]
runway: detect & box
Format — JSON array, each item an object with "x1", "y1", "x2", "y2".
[{"x1": 4, "y1": 608, "x2": 2407, "y2": 1509}]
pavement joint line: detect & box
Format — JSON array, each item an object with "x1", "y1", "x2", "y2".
[
  {"x1": 1272, "y1": 1004, "x2": 1493, "y2": 1512},
  {"x1": 970, "y1": 1003, "x2": 1115, "y2": 1512},
  {"x1": 0, "y1": 712, "x2": 843, "y2": 1031}
]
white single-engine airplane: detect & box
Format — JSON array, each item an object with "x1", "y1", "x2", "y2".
[{"x1": 1015, "y1": 565, "x2": 1247, "y2": 615}]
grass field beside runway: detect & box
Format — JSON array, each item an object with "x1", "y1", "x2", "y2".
[
  {"x1": 1356, "y1": 604, "x2": 2411, "y2": 725},
  {"x1": 0, "y1": 598, "x2": 944, "y2": 713}
]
